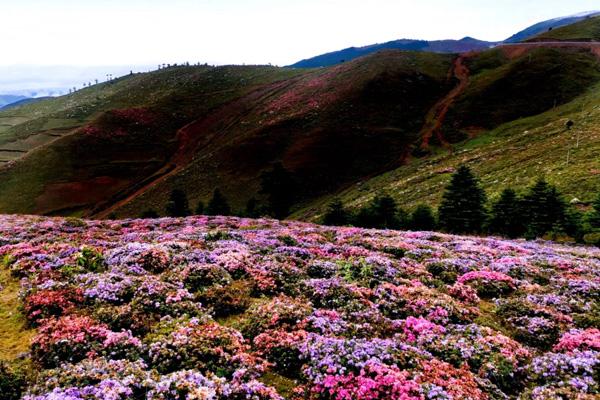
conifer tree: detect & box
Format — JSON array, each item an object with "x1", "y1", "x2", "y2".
[
  {"x1": 521, "y1": 179, "x2": 567, "y2": 238},
  {"x1": 245, "y1": 197, "x2": 259, "y2": 218},
  {"x1": 140, "y1": 209, "x2": 160, "y2": 219},
  {"x1": 195, "y1": 200, "x2": 205, "y2": 215},
  {"x1": 323, "y1": 199, "x2": 350, "y2": 226},
  {"x1": 206, "y1": 189, "x2": 231, "y2": 216},
  {"x1": 355, "y1": 194, "x2": 405, "y2": 229},
  {"x1": 488, "y1": 188, "x2": 525, "y2": 238},
  {"x1": 410, "y1": 204, "x2": 436, "y2": 231},
  {"x1": 438, "y1": 166, "x2": 487, "y2": 233},
  {"x1": 165, "y1": 189, "x2": 191, "y2": 217},
  {"x1": 588, "y1": 192, "x2": 600, "y2": 229},
  {"x1": 260, "y1": 163, "x2": 296, "y2": 219}
]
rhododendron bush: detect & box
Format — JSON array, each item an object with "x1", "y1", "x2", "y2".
[{"x1": 0, "y1": 215, "x2": 598, "y2": 399}]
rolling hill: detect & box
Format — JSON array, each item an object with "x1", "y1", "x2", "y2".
[
  {"x1": 527, "y1": 14, "x2": 600, "y2": 42},
  {"x1": 505, "y1": 10, "x2": 600, "y2": 42},
  {"x1": 1, "y1": 42, "x2": 600, "y2": 220},
  {"x1": 0, "y1": 95, "x2": 28, "y2": 109},
  {"x1": 290, "y1": 37, "x2": 497, "y2": 68}
]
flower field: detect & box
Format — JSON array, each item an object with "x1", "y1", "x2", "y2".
[{"x1": 0, "y1": 214, "x2": 599, "y2": 399}]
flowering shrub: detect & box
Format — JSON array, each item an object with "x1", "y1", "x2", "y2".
[
  {"x1": 254, "y1": 329, "x2": 307, "y2": 376},
  {"x1": 458, "y1": 270, "x2": 516, "y2": 297},
  {"x1": 24, "y1": 287, "x2": 84, "y2": 324},
  {"x1": 0, "y1": 214, "x2": 598, "y2": 398},
  {"x1": 145, "y1": 319, "x2": 260, "y2": 377},
  {"x1": 32, "y1": 315, "x2": 141, "y2": 367},
  {"x1": 554, "y1": 329, "x2": 600, "y2": 352}
]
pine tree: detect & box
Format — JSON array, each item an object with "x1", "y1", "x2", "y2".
[
  {"x1": 522, "y1": 179, "x2": 567, "y2": 238},
  {"x1": 355, "y1": 194, "x2": 405, "y2": 229},
  {"x1": 206, "y1": 189, "x2": 231, "y2": 216},
  {"x1": 245, "y1": 197, "x2": 259, "y2": 218},
  {"x1": 195, "y1": 201, "x2": 205, "y2": 215},
  {"x1": 260, "y1": 163, "x2": 296, "y2": 219},
  {"x1": 438, "y1": 166, "x2": 487, "y2": 234},
  {"x1": 323, "y1": 199, "x2": 350, "y2": 226},
  {"x1": 410, "y1": 204, "x2": 436, "y2": 231},
  {"x1": 165, "y1": 189, "x2": 191, "y2": 217},
  {"x1": 488, "y1": 188, "x2": 525, "y2": 238},
  {"x1": 140, "y1": 209, "x2": 160, "y2": 219},
  {"x1": 588, "y1": 192, "x2": 600, "y2": 229}
]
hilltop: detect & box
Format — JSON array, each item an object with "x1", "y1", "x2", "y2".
[
  {"x1": 528, "y1": 15, "x2": 600, "y2": 42},
  {"x1": 290, "y1": 37, "x2": 496, "y2": 68},
  {"x1": 506, "y1": 10, "x2": 600, "y2": 42}
]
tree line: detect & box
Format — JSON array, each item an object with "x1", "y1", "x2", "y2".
[
  {"x1": 141, "y1": 163, "x2": 297, "y2": 221},
  {"x1": 323, "y1": 165, "x2": 600, "y2": 245}
]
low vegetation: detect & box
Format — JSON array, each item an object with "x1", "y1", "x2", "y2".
[{"x1": 0, "y1": 214, "x2": 598, "y2": 399}]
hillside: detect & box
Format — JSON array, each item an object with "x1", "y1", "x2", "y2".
[
  {"x1": 297, "y1": 44, "x2": 600, "y2": 220},
  {"x1": 505, "y1": 11, "x2": 600, "y2": 42},
  {"x1": 290, "y1": 37, "x2": 496, "y2": 68},
  {"x1": 1, "y1": 214, "x2": 599, "y2": 399},
  {"x1": 0, "y1": 95, "x2": 28, "y2": 109},
  {"x1": 1, "y1": 44, "x2": 600, "y2": 220},
  {"x1": 0, "y1": 52, "x2": 454, "y2": 217},
  {"x1": 527, "y1": 15, "x2": 600, "y2": 42}
]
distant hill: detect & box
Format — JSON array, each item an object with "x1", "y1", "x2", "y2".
[
  {"x1": 0, "y1": 95, "x2": 28, "y2": 108},
  {"x1": 505, "y1": 11, "x2": 600, "y2": 42},
  {"x1": 0, "y1": 96, "x2": 50, "y2": 111},
  {"x1": 527, "y1": 15, "x2": 600, "y2": 42},
  {"x1": 290, "y1": 37, "x2": 497, "y2": 68}
]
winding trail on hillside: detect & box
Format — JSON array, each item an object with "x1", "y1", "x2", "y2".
[
  {"x1": 92, "y1": 76, "x2": 306, "y2": 219},
  {"x1": 418, "y1": 56, "x2": 470, "y2": 150}
]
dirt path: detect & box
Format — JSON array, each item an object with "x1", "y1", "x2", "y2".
[{"x1": 418, "y1": 55, "x2": 470, "y2": 150}]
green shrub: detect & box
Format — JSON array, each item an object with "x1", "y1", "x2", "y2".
[{"x1": 0, "y1": 362, "x2": 26, "y2": 400}]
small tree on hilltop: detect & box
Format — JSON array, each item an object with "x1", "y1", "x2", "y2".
[
  {"x1": 260, "y1": 163, "x2": 297, "y2": 220},
  {"x1": 438, "y1": 165, "x2": 487, "y2": 234},
  {"x1": 206, "y1": 189, "x2": 231, "y2": 216},
  {"x1": 410, "y1": 204, "x2": 436, "y2": 231},
  {"x1": 323, "y1": 199, "x2": 350, "y2": 226},
  {"x1": 488, "y1": 188, "x2": 526, "y2": 238},
  {"x1": 166, "y1": 189, "x2": 191, "y2": 217}
]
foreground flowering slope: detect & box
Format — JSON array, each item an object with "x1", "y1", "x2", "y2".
[{"x1": 0, "y1": 215, "x2": 599, "y2": 400}]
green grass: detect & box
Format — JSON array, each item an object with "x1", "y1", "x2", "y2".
[
  {"x1": 295, "y1": 77, "x2": 600, "y2": 221},
  {"x1": 529, "y1": 15, "x2": 600, "y2": 41},
  {"x1": 0, "y1": 267, "x2": 34, "y2": 361}
]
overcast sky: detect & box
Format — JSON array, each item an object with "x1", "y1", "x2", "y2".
[{"x1": 1, "y1": 0, "x2": 599, "y2": 94}]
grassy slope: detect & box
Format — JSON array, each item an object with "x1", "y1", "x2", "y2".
[
  {"x1": 0, "y1": 267, "x2": 34, "y2": 360},
  {"x1": 528, "y1": 15, "x2": 600, "y2": 41},
  {"x1": 111, "y1": 51, "x2": 454, "y2": 217},
  {"x1": 442, "y1": 47, "x2": 600, "y2": 140},
  {"x1": 295, "y1": 69, "x2": 600, "y2": 220},
  {"x1": 0, "y1": 52, "x2": 454, "y2": 218},
  {"x1": 2, "y1": 46, "x2": 600, "y2": 220},
  {"x1": 0, "y1": 66, "x2": 307, "y2": 215}
]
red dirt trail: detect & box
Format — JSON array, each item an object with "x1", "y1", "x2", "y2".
[
  {"x1": 419, "y1": 55, "x2": 469, "y2": 150},
  {"x1": 93, "y1": 77, "x2": 304, "y2": 218}
]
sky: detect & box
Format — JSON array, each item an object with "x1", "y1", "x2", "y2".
[{"x1": 1, "y1": 0, "x2": 599, "y2": 94}]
